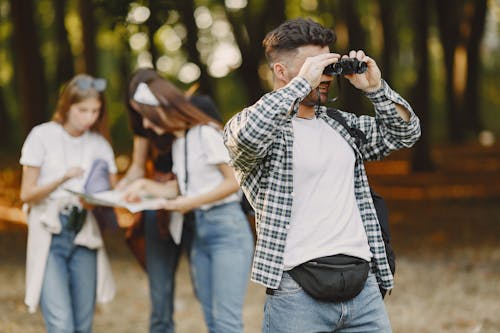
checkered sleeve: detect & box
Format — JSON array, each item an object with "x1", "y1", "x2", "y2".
[
  {"x1": 223, "y1": 77, "x2": 311, "y2": 178},
  {"x1": 342, "y1": 80, "x2": 421, "y2": 161}
]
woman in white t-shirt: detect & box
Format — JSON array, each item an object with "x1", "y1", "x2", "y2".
[
  {"x1": 19, "y1": 74, "x2": 117, "y2": 332},
  {"x1": 122, "y1": 77, "x2": 254, "y2": 333}
]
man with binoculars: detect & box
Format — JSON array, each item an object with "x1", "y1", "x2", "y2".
[{"x1": 224, "y1": 18, "x2": 421, "y2": 332}]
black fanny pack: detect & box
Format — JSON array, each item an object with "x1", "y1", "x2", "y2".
[{"x1": 288, "y1": 254, "x2": 370, "y2": 302}]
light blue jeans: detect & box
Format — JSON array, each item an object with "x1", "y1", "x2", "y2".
[
  {"x1": 263, "y1": 271, "x2": 391, "y2": 333},
  {"x1": 144, "y1": 210, "x2": 195, "y2": 333},
  {"x1": 191, "y1": 202, "x2": 254, "y2": 333},
  {"x1": 40, "y1": 214, "x2": 97, "y2": 333}
]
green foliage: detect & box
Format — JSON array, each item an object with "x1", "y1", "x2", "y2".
[
  {"x1": 0, "y1": 0, "x2": 499, "y2": 156},
  {"x1": 214, "y1": 72, "x2": 248, "y2": 121},
  {"x1": 110, "y1": 111, "x2": 134, "y2": 154}
]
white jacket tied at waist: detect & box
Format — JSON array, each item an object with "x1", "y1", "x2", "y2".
[{"x1": 24, "y1": 197, "x2": 115, "y2": 313}]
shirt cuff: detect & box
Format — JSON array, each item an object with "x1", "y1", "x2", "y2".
[
  {"x1": 285, "y1": 76, "x2": 312, "y2": 102},
  {"x1": 365, "y1": 80, "x2": 414, "y2": 119},
  {"x1": 364, "y1": 80, "x2": 393, "y2": 105}
]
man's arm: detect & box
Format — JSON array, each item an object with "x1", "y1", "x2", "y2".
[
  {"x1": 224, "y1": 52, "x2": 339, "y2": 176},
  {"x1": 340, "y1": 80, "x2": 421, "y2": 161},
  {"x1": 223, "y1": 77, "x2": 311, "y2": 175},
  {"x1": 339, "y1": 50, "x2": 420, "y2": 160}
]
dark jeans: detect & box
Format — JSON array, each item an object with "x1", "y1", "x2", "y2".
[{"x1": 144, "y1": 210, "x2": 194, "y2": 333}]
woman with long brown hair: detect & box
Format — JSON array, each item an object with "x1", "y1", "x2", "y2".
[
  {"x1": 121, "y1": 72, "x2": 254, "y2": 333},
  {"x1": 117, "y1": 68, "x2": 214, "y2": 333}
]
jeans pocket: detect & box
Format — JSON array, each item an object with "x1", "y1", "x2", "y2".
[
  {"x1": 363, "y1": 273, "x2": 382, "y2": 298},
  {"x1": 273, "y1": 273, "x2": 303, "y2": 296}
]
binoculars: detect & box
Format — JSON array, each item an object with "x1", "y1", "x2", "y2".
[{"x1": 323, "y1": 58, "x2": 367, "y2": 76}]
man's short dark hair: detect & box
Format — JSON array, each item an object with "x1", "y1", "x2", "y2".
[{"x1": 262, "y1": 18, "x2": 336, "y2": 64}]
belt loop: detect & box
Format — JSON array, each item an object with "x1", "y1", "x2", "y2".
[{"x1": 266, "y1": 288, "x2": 275, "y2": 295}]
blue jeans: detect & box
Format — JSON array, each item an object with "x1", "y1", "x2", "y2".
[
  {"x1": 40, "y1": 214, "x2": 97, "y2": 333},
  {"x1": 144, "y1": 210, "x2": 195, "y2": 333},
  {"x1": 191, "y1": 202, "x2": 254, "y2": 333},
  {"x1": 263, "y1": 272, "x2": 392, "y2": 333}
]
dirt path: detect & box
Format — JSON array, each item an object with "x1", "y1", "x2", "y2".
[
  {"x1": 1, "y1": 197, "x2": 499, "y2": 333},
  {"x1": 1, "y1": 144, "x2": 500, "y2": 332}
]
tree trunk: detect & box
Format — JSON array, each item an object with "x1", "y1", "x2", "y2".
[
  {"x1": 411, "y1": 0, "x2": 434, "y2": 172},
  {"x1": 10, "y1": 0, "x2": 48, "y2": 134},
  {"x1": 338, "y1": 0, "x2": 368, "y2": 116},
  {"x1": 0, "y1": 87, "x2": 9, "y2": 142},
  {"x1": 146, "y1": 1, "x2": 168, "y2": 65},
  {"x1": 435, "y1": 0, "x2": 467, "y2": 143},
  {"x1": 464, "y1": 0, "x2": 487, "y2": 135},
  {"x1": 0, "y1": 11, "x2": 10, "y2": 143},
  {"x1": 225, "y1": 0, "x2": 286, "y2": 105},
  {"x1": 78, "y1": 0, "x2": 97, "y2": 75},
  {"x1": 54, "y1": 0, "x2": 74, "y2": 87},
  {"x1": 177, "y1": 0, "x2": 214, "y2": 96},
  {"x1": 378, "y1": 0, "x2": 396, "y2": 83}
]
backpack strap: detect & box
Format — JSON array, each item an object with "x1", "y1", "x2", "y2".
[
  {"x1": 326, "y1": 107, "x2": 396, "y2": 282},
  {"x1": 325, "y1": 107, "x2": 368, "y2": 148}
]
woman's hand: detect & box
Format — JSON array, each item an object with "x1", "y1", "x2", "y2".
[
  {"x1": 120, "y1": 178, "x2": 147, "y2": 203},
  {"x1": 63, "y1": 167, "x2": 84, "y2": 181},
  {"x1": 162, "y1": 196, "x2": 197, "y2": 214},
  {"x1": 20, "y1": 165, "x2": 84, "y2": 204}
]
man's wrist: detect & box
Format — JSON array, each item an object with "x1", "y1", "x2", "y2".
[{"x1": 363, "y1": 80, "x2": 383, "y2": 93}]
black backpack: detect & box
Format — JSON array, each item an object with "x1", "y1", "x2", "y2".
[{"x1": 326, "y1": 108, "x2": 396, "y2": 297}]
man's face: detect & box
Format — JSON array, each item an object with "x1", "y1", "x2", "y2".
[{"x1": 280, "y1": 45, "x2": 334, "y2": 106}]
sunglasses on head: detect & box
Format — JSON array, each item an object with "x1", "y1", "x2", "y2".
[{"x1": 75, "y1": 77, "x2": 107, "y2": 92}]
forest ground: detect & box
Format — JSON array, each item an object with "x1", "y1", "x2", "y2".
[{"x1": 1, "y1": 143, "x2": 499, "y2": 333}]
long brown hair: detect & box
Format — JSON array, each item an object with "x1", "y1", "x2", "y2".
[
  {"x1": 129, "y1": 71, "x2": 222, "y2": 133},
  {"x1": 52, "y1": 74, "x2": 108, "y2": 136}
]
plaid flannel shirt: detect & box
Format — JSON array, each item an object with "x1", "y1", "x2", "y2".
[{"x1": 223, "y1": 76, "x2": 421, "y2": 290}]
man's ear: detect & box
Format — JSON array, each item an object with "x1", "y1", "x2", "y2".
[{"x1": 273, "y1": 62, "x2": 287, "y2": 82}]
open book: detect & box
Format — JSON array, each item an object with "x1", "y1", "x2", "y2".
[{"x1": 65, "y1": 189, "x2": 166, "y2": 213}]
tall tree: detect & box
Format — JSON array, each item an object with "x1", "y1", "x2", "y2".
[
  {"x1": 147, "y1": 0, "x2": 169, "y2": 64},
  {"x1": 177, "y1": 0, "x2": 215, "y2": 96},
  {"x1": 411, "y1": 0, "x2": 434, "y2": 171},
  {"x1": 464, "y1": 0, "x2": 488, "y2": 134},
  {"x1": 435, "y1": 0, "x2": 487, "y2": 142},
  {"x1": 436, "y1": 0, "x2": 464, "y2": 142},
  {"x1": 54, "y1": 0, "x2": 74, "y2": 87},
  {"x1": 378, "y1": 0, "x2": 397, "y2": 83},
  {"x1": 10, "y1": 0, "x2": 48, "y2": 133},
  {"x1": 0, "y1": 7, "x2": 10, "y2": 143},
  {"x1": 79, "y1": 0, "x2": 97, "y2": 75},
  {"x1": 223, "y1": 0, "x2": 286, "y2": 104},
  {"x1": 336, "y1": 0, "x2": 368, "y2": 116},
  {"x1": 0, "y1": 86, "x2": 9, "y2": 143}
]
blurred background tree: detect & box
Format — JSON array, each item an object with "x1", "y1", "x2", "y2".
[{"x1": 0, "y1": 0, "x2": 498, "y2": 172}]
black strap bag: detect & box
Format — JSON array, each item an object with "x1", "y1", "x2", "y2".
[
  {"x1": 326, "y1": 107, "x2": 396, "y2": 297},
  {"x1": 288, "y1": 254, "x2": 370, "y2": 302}
]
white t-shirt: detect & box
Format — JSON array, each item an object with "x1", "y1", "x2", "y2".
[
  {"x1": 283, "y1": 116, "x2": 372, "y2": 270},
  {"x1": 172, "y1": 125, "x2": 240, "y2": 210},
  {"x1": 20, "y1": 121, "x2": 117, "y2": 199}
]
